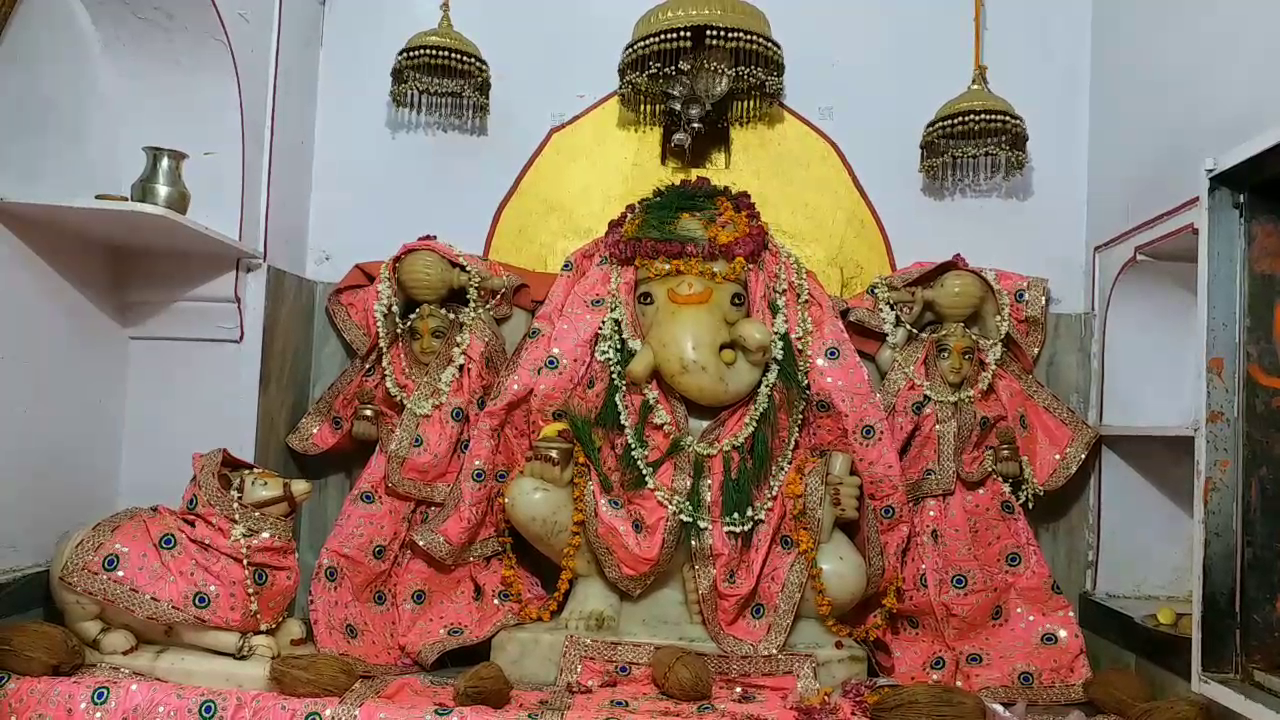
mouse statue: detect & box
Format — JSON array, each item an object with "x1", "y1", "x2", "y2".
[{"x1": 408, "y1": 179, "x2": 912, "y2": 687}]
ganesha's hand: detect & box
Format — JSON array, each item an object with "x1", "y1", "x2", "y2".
[
  {"x1": 523, "y1": 440, "x2": 575, "y2": 488},
  {"x1": 827, "y1": 473, "x2": 861, "y2": 524}
]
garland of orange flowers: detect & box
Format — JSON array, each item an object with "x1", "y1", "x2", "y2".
[
  {"x1": 785, "y1": 460, "x2": 903, "y2": 642},
  {"x1": 634, "y1": 256, "x2": 747, "y2": 284},
  {"x1": 499, "y1": 447, "x2": 589, "y2": 623}
]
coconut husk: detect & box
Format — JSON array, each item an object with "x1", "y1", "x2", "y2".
[
  {"x1": 868, "y1": 683, "x2": 987, "y2": 720},
  {"x1": 268, "y1": 654, "x2": 359, "y2": 698},
  {"x1": 650, "y1": 645, "x2": 712, "y2": 702},
  {"x1": 1130, "y1": 697, "x2": 1209, "y2": 720},
  {"x1": 0, "y1": 622, "x2": 85, "y2": 677},
  {"x1": 453, "y1": 661, "x2": 513, "y2": 709},
  {"x1": 1085, "y1": 668, "x2": 1154, "y2": 717}
]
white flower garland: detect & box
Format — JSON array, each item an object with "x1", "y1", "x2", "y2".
[
  {"x1": 999, "y1": 454, "x2": 1043, "y2": 509},
  {"x1": 227, "y1": 476, "x2": 271, "y2": 633},
  {"x1": 373, "y1": 256, "x2": 494, "y2": 417},
  {"x1": 593, "y1": 247, "x2": 815, "y2": 533}
]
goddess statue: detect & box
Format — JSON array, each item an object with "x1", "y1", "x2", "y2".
[
  {"x1": 286, "y1": 237, "x2": 549, "y2": 672},
  {"x1": 843, "y1": 257, "x2": 1098, "y2": 704},
  {"x1": 411, "y1": 179, "x2": 911, "y2": 686}
]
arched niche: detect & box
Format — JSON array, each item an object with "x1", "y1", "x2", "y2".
[{"x1": 0, "y1": 0, "x2": 243, "y2": 237}]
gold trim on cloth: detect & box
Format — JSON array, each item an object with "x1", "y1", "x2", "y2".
[
  {"x1": 980, "y1": 680, "x2": 1087, "y2": 705},
  {"x1": 335, "y1": 668, "x2": 570, "y2": 720},
  {"x1": 556, "y1": 635, "x2": 822, "y2": 704},
  {"x1": 285, "y1": 357, "x2": 370, "y2": 456},
  {"x1": 327, "y1": 282, "x2": 371, "y2": 357}
]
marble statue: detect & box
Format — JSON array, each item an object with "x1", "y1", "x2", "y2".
[
  {"x1": 411, "y1": 179, "x2": 912, "y2": 686},
  {"x1": 46, "y1": 450, "x2": 312, "y2": 688},
  {"x1": 844, "y1": 258, "x2": 1098, "y2": 704},
  {"x1": 287, "y1": 238, "x2": 549, "y2": 672}
]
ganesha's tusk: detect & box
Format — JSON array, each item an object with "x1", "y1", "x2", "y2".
[{"x1": 625, "y1": 343, "x2": 657, "y2": 385}]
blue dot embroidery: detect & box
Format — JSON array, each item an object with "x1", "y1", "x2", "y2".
[
  {"x1": 615, "y1": 664, "x2": 631, "y2": 676},
  {"x1": 779, "y1": 535, "x2": 795, "y2": 551},
  {"x1": 631, "y1": 520, "x2": 644, "y2": 534},
  {"x1": 919, "y1": 574, "x2": 928, "y2": 589},
  {"x1": 498, "y1": 590, "x2": 513, "y2": 603},
  {"x1": 860, "y1": 425, "x2": 876, "y2": 439},
  {"x1": 880, "y1": 506, "x2": 896, "y2": 520},
  {"x1": 305, "y1": 713, "x2": 324, "y2": 720},
  {"x1": 372, "y1": 545, "x2": 387, "y2": 560},
  {"x1": 1005, "y1": 552, "x2": 1023, "y2": 568},
  {"x1": 950, "y1": 574, "x2": 968, "y2": 590},
  {"x1": 186, "y1": 495, "x2": 199, "y2": 511},
  {"x1": 477, "y1": 396, "x2": 487, "y2": 410},
  {"x1": 330, "y1": 417, "x2": 343, "y2": 431},
  {"x1": 607, "y1": 498, "x2": 624, "y2": 510},
  {"x1": 447, "y1": 627, "x2": 465, "y2": 637},
  {"x1": 966, "y1": 653, "x2": 983, "y2": 665},
  {"x1": 324, "y1": 566, "x2": 339, "y2": 583},
  {"x1": 192, "y1": 592, "x2": 211, "y2": 610},
  {"x1": 825, "y1": 347, "x2": 841, "y2": 361},
  {"x1": 697, "y1": 703, "x2": 717, "y2": 714},
  {"x1": 458, "y1": 439, "x2": 471, "y2": 454},
  {"x1": 814, "y1": 399, "x2": 832, "y2": 413},
  {"x1": 930, "y1": 656, "x2": 946, "y2": 670},
  {"x1": 360, "y1": 491, "x2": 377, "y2": 504},
  {"x1": 1017, "y1": 671, "x2": 1035, "y2": 686},
  {"x1": 412, "y1": 434, "x2": 424, "y2": 448},
  {"x1": 608, "y1": 699, "x2": 630, "y2": 708},
  {"x1": 544, "y1": 356, "x2": 560, "y2": 370},
  {"x1": 1041, "y1": 632, "x2": 1059, "y2": 646},
  {"x1": 158, "y1": 533, "x2": 178, "y2": 550},
  {"x1": 450, "y1": 407, "x2": 465, "y2": 422},
  {"x1": 992, "y1": 605, "x2": 1005, "y2": 621},
  {"x1": 253, "y1": 568, "x2": 269, "y2": 587},
  {"x1": 198, "y1": 699, "x2": 218, "y2": 719},
  {"x1": 435, "y1": 709, "x2": 455, "y2": 717},
  {"x1": 345, "y1": 624, "x2": 359, "y2": 639},
  {"x1": 1052, "y1": 581, "x2": 1063, "y2": 595},
  {"x1": 495, "y1": 470, "x2": 509, "y2": 483},
  {"x1": 590, "y1": 298, "x2": 606, "y2": 308},
  {"x1": 1001, "y1": 500, "x2": 1016, "y2": 515},
  {"x1": 373, "y1": 590, "x2": 388, "y2": 606},
  {"x1": 0, "y1": 672, "x2": 10, "y2": 689},
  {"x1": 905, "y1": 616, "x2": 920, "y2": 630},
  {"x1": 1015, "y1": 288, "x2": 1028, "y2": 303},
  {"x1": 412, "y1": 590, "x2": 427, "y2": 605},
  {"x1": 561, "y1": 261, "x2": 574, "y2": 273},
  {"x1": 749, "y1": 603, "x2": 766, "y2": 620},
  {"x1": 471, "y1": 469, "x2": 486, "y2": 483},
  {"x1": 527, "y1": 327, "x2": 542, "y2": 340},
  {"x1": 91, "y1": 686, "x2": 110, "y2": 706},
  {"x1": 101, "y1": 554, "x2": 120, "y2": 573}
]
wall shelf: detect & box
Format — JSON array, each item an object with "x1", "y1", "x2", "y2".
[
  {"x1": 0, "y1": 198, "x2": 259, "y2": 261},
  {"x1": 1088, "y1": 204, "x2": 1199, "y2": 610},
  {"x1": 0, "y1": 197, "x2": 259, "y2": 342},
  {"x1": 1079, "y1": 593, "x2": 1191, "y2": 680}
]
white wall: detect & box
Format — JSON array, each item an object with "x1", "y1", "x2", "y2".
[
  {"x1": 1087, "y1": 0, "x2": 1280, "y2": 247},
  {"x1": 308, "y1": 0, "x2": 1094, "y2": 311},
  {"x1": 0, "y1": 0, "x2": 322, "y2": 569}
]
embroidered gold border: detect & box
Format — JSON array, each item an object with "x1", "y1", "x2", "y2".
[
  {"x1": 199, "y1": 450, "x2": 295, "y2": 542},
  {"x1": 334, "y1": 665, "x2": 568, "y2": 720},
  {"x1": 1015, "y1": 276, "x2": 1049, "y2": 363},
  {"x1": 979, "y1": 680, "x2": 1086, "y2": 705},
  {"x1": 327, "y1": 282, "x2": 371, "y2": 357},
  {"x1": 556, "y1": 635, "x2": 822, "y2": 703}
]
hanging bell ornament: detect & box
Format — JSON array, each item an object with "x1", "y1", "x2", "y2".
[
  {"x1": 919, "y1": 0, "x2": 1029, "y2": 187},
  {"x1": 390, "y1": 1, "x2": 490, "y2": 128}
]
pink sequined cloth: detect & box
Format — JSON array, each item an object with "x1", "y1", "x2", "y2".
[
  {"x1": 845, "y1": 259, "x2": 1099, "y2": 705},
  {"x1": 287, "y1": 239, "x2": 545, "y2": 672},
  {"x1": 58, "y1": 449, "x2": 299, "y2": 633}
]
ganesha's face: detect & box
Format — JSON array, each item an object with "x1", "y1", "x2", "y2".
[{"x1": 625, "y1": 260, "x2": 773, "y2": 408}]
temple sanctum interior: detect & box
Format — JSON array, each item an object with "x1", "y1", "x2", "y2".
[{"x1": 1, "y1": 0, "x2": 1278, "y2": 718}]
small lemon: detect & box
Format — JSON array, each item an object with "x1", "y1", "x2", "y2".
[{"x1": 1155, "y1": 607, "x2": 1178, "y2": 626}]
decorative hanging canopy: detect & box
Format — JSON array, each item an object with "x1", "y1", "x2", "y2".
[
  {"x1": 919, "y1": 0, "x2": 1028, "y2": 186},
  {"x1": 390, "y1": 1, "x2": 490, "y2": 126},
  {"x1": 618, "y1": 0, "x2": 785, "y2": 148}
]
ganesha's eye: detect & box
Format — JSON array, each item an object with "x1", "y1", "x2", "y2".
[
  {"x1": 730, "y1": 292, "x2": 746, "y2": 308},
  {"x1": 637, "y1": 291, "x2": 655, "y2": 306}
]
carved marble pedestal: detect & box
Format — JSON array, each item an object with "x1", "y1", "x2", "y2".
[{"x1": 491, "y1": 550, "x2": 867, "y2": 689}]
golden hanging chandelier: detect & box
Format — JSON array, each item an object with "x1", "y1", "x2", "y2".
[
  {"x1": 919, "y1": 0, "x2": 1028, "y2": 186},
  {"x1": 390, "y1": 1, "x2": 490, "y2": 126},
  {"x1": 618, "y1": 0, "x2": 785, "y2": 149}
]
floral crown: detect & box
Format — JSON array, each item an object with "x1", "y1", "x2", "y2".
[{"x1": 602, "y1": 177, "x2": 769, "y2": 267}]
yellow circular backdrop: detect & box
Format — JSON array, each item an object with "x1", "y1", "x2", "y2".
[{"x1": 485, "y1": 95, "x2": 895, "y2": 296}]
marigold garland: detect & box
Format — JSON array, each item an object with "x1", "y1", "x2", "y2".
[
  {"x1": 785, "y1": 460, "x2": 902, "y2": 642},
  {"x1": 500, "y1": 447, "x2": 590, "y2": 623},
  {"x1": 634, "y1": 256, "x2": 747, "y2": 284}
]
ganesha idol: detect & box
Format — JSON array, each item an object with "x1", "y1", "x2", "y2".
[{"x1": 411, "y1": 179, "x2": 911, "y2": 687}]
